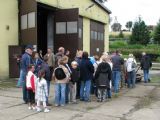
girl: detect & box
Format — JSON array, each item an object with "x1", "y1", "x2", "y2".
[
  {"x1": 36, "y1": 69, "x2": 50, "y2": 112},
  {"x1": 26, "y1": 64, "x2": 37, "y2": 110}
]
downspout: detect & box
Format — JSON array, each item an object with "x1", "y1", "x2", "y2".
[{"x1": 17, "y1": 0, "x2": 21, "y2": 45}]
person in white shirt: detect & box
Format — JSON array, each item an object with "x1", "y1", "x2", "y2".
[{"x1": 126, "y1": 54, "x2": 137, "y2": 88}]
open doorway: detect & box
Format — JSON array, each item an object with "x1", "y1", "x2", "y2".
[{"x1": 37, "y1": 3, "x2": 55, "y2": 55}]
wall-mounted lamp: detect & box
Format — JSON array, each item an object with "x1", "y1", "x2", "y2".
[
  {"x1": 6, "y1": 25, "x2": 10, "y2": 30},
  {"x1": 85, "y1": 4, "x2": 95, "y2": 11}
]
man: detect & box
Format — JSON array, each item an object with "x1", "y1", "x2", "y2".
[
  {"x1": 45, "y1": 48, "x2": 55, "y2": 76},
  {"x1": 21, "y1": 45, "x2": 34, "y2": 103},
  {"x1": 111, "y1": 50, "x2": 124, "y2": 94},
  {"x1": 55, "y1": 47, "x2": 65, "y2": 66},
  {"x1": 140, "y1": 52, "x2": 152, "y2": 83}
]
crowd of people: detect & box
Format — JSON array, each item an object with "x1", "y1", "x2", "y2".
[{"x1": 16, "y1": 45, "x2": 152, "y2": 113}]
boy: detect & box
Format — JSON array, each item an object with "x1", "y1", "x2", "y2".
[{"x1": 69, "y1": 61, "x2": 80, "y2": 103}]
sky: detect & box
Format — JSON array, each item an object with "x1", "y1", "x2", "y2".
[{"x1": 105, "y1": 0, "x2": 160, "y2": 29}]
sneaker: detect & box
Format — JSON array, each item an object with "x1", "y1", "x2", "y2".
[
  {"x1": 44, "y1": 108, "x2": 50, "y2": 113},
  {"x1": 60, "y1": 104, "x2": 65, "y2": 107},
  {"x1": 28, "y1": 106, "x2": 32, "y2": 110},
  {"x1": 32, "y1": 106, "x2": 36, "y2": 110},
  {"x1": 37, "y1": 107, "x2": 42, "y2": 112},
  {"x1": 55, "y1": 104, "x2": 59, "y2": 107}
]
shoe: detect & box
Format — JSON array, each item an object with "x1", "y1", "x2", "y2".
[
  {"x1": 60, "y1": 104, "x2": 65, "y2": 107},
  {"x1": 37, "y1": 107, "x2": 42, "y2": 112},
  {"x1": 44, "y1": 108, "x2": 50, "y2": 113},
  {"x1": 28, "y1": 106, "x2": 32, "y2": 110},
  {"x1": 47, "y1": 103, "x2": 52, "y2": 106},
  {"x1": 55, "y1": 104, "x2": 59, "y2": 107},
  {"x1": 32, "y1": 106, "x2": 36, "y2": 110},
  {"x1": 72, "y1": 101, "x2": 78, "y2": 104}
]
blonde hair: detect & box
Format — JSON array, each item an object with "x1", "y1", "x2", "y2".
[
  {"x1": 58, "y1": 56, "x2": 68, "y2": 65},
  {"x1": 71, "y1": 61, "x2": 78, "y2": 65},
  {"x1": 129, "y1": 54, "x2": 134, "y2": 58}
]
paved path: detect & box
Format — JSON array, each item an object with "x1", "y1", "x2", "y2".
[{"x1": 0, "y1": 83, "x2": 160, "y2": 120}]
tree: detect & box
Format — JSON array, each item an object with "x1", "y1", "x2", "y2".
[
  {"x1": 111, "y1": 23, "x2": 122, "y2": 32},
  {"x1": 125, "y1": 21, "x2": 133, "y2": 31},
  {"x1": 119, "y1": 31, "x2": 124, "y2": 38},
  {"x1": 130, "y1": 17, "x2": 150, "y2": 45},
  {"x1": 153, "y1": 20, "x2": 160, "y2": 44}
]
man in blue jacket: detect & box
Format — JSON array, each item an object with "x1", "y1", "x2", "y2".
[
  {"x1": 111, "y1": 50, "x2": 124, "y2": 94},
  {"x1": 21, "y1": 45, "x2": 34, "y2": 103}
]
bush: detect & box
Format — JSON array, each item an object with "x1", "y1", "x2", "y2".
[
  {"x1": 109, "y1": 48, "x2": 160, "y2": 62},
  {"x1": 109, "y1": 40, "x2": 127, "y2": 48}
]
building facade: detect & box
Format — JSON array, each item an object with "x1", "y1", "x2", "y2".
[{"x1": 0, "y1": 0, "x2": 111, "y2": 78}]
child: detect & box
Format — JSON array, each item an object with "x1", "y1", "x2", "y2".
[
  {"x1": 34, "y1": 52, "x2": 43, "y2": 76},
  {"x1": 53, "y1": 57, "x2": 70, "y2": 107},
  {"x1": 26, "y1": 64, "x2": 37, "y2": 110},
  {"x1": 36, "y1": 69, "x2": 50, "y2": 112},
  {"x1": 69, "y1": 61, "x2": 80, "y2": 104},
  {"x1": 41, "y1": 55, "x2": 51, "y2": 106}
]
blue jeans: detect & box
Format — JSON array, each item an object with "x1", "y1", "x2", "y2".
[
  {"x1": 46, "y1": 81, "x2": 50, "y2": 103},
  {"x1": 80, "y1": 80, "x2": 91, "y2": 101},
  {"x1": 143, "y1": 69, "x2": 149, "y2": 83},
  {"x1": 22, "y1": 70, "x2": 28, "y2": 103},
  {"x1": 112, "y1": 71, "x2": 121, "y2": 93},
  {"x1": 65, "y1": 83, "x2": 69, "y2": 103},
  {"x1": 17, "y1": 70, "x2": 23, "y2": 87},
  {"x1": 106, "y1": 88, "x2": 112, "y2": 98},
  {"x1": 127, "y1": 70, "x2": 136, "y2": 88},
  {"x1": 54, "y1": 83, "x2": 66, "y2": 105}
]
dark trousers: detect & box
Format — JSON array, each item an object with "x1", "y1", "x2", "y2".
[{"x1": 27, "y1": 89, "x2": 35, "y2": 104}]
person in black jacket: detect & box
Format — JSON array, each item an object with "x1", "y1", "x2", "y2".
[
  {"x1": 140, "y1": 52, "x2": 152, "y2": 83},
  {"x1": 94, "y1": 55, "x2": 112, "y2": 102},
  {"x1": 69, "y1": 61, "x2": 80, "y2": 103},
  {"x1": 79, "y1": 52, "x2": 94, "y2": 102}
]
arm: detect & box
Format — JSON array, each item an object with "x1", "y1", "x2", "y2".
[
  {"x1": 88, "y1": 61, "x2": 94, "y2": 74},
  {"x1": 43, "y1": 81, "x2": 48, "y2": 97},
  {"x1": 31, "y1": 75, "x2": 35, "y2": 92}
]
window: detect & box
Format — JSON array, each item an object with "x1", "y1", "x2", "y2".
[
  {"x1": 98, "y1": 32, "x2": 101, "y2": 40},
  {"x1": 21, "y1": 14, "x2": 27, "y2": 30},
  {"x1": 79, "y1": 28, "x2": 82, "y2": 38},
  {"x1": 94, "y1": 31, "x2": 97, "y2": 40},
  {"x1": 101, "y1": 33, "x2": 104, "y2": 41},
  {"x1": 67, "y1": 21, "x2": 77, "y2": 33},
  {"x1": 91, "y1": 31, "x2": 94, "y2": 39},
  {"x1": 56, "y1": 22, "x2": 66, "y2": 34},
  {"x1": 28, "y1": 12, "x2": 36, "y2": 28}
]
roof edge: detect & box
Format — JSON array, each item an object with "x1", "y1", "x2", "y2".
[{"x1": 92, "y1": 0, "x2": 111, "y2": 14}]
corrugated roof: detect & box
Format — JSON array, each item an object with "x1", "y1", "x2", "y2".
[{"x1": 92, "y1": 0, "x2": 111, "y2": 14}]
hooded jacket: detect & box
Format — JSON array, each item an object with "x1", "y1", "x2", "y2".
[{"x1": 94, "y1": 62, "x2": 112, "y2": 88}]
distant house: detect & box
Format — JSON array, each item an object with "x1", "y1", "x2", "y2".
[{"x1": 0, "y1": 0, "x2": 111, "y2": 78}]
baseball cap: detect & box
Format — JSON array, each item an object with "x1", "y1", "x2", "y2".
[{"x1": 25, "y1": 45, "x2": 34, "y2": 50}]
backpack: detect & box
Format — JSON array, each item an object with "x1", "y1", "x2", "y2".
[
  {"x1": 54, "y1": 67, "x2": 66, "y2": 80},
  {"x1": 127, "y1": 60, "x2": 136, "y2": 72}
]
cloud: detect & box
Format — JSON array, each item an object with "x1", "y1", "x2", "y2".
[{"x1": 106, "y1": 0, "x2": 160, "y2": 29}]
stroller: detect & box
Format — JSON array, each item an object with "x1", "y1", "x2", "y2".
[{"x1": 135, "y1": 66, "x2": 143, "y2": 83}]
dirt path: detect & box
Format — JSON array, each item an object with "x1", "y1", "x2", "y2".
[{"x1": 0, "y1": 83, "x2": 160, "y2": 120}]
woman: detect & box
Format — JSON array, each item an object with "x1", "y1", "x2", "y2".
[
  {"x1": 94, "y1": 55, "x2": 112, "y2": 102},
  {"x1": 52, "y1": 57, "x2": 70, "y2": 106}
]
